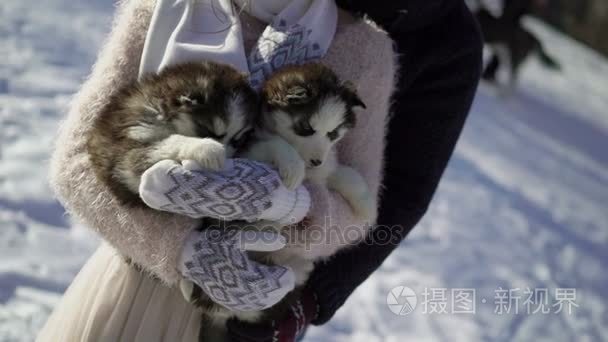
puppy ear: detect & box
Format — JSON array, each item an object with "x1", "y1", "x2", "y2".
[
  {"x1": 341, "y1": 81, "x2": 366, "y2": 109},
  {"x1": 285, "y1": 85, "x2": 311, "y2": 104},
  {"x1": 268, "y1": 85, "x2": 311, "y2": 107}
]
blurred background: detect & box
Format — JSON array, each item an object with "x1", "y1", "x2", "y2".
[
  {"x1": 1, "y1": 0, "x2": 607, "y2": 341},
  {"x1": 471, "y1": 0, "x2": 608, "y2": 56},
  {"x1": 540, "y1": 0, "x2": 608, "y2": 56}
]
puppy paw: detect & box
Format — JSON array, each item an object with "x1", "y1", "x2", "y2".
[
  {"x1": 278, "y1": 157, "x2": 306, "y2": 190},
  {"x1": 271, "y1": 253, "x2": 314, "y2": 286},
  {"x1": 353, "y1": 191, "x2": 378, "y2": 222},
  {"x1": 188, "y1": 139, "x2": 226, "y2": 171},
  {"x1": 179, "y1": 279, "x2": 213, "y2": 308},
  {"x1": 283, "y1": 258, "x2": 314, "y2": 286},
  {"x1": 179, "y1": 278, "x2": 195, "y2": 302}
]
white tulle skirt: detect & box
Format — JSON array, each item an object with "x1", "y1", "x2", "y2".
[{"x1": 37, "y1": 243, "x2": 202, "y2": 342}]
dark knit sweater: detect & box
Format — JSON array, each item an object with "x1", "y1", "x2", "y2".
[{"x1": 308, "y1": 0, "x2": 483, "y2": 325}]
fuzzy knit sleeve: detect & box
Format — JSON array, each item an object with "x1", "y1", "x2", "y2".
[
  {"x1": 49, "y1": 0, "x2": 196, "y2": 286},
  {"x1": 287, "y1": 15, "x2": 397, "y2": 260}
]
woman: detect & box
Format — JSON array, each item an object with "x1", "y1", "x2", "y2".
[{"x1": 38, "y1": 0, "x2": 482, "y2": 341}]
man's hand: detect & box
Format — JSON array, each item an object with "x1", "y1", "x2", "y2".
[
  {"x1": 179, "y1": 228, "x2": 296, "y2": 312},
  {"x1": 225, "y1": 289, "x2": 319, "y2": 342}
]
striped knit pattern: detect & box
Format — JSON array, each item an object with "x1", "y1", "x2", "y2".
[
  {"x1": 159, "y1": 159, "x2": 281, "y2": 221},
  {"x1": 248, "y1": 19, "x2": 323, "y2": 89},
  {"x1": 183, "y1": 228, "x2": 291, "y2": 311}
]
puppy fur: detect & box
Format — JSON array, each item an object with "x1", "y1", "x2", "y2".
[
  {"x1": 247, "y1": 63, "x2": 375, "y2": 222},
  {"x1": 86, "y1": 61, "x2": 256, "y2": 205},
  {"x1": 219, "y1": 62, "x2": 375, "y2": 323},
  {"x1": 250, "y1": 63, "x2": 376, "y2": 284}
]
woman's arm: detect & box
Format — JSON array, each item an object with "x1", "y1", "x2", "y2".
[{"x1": 50, "y1": 0, "x2": 199, "y2": 286}]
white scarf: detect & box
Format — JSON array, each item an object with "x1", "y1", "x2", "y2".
[{"x1": 139, "y1": 0, "x2": 338, "y2": 88}]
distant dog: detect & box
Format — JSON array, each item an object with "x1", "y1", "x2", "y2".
[
  {"x1": 476, "y1": 8, "x2": 560, "y2": 85},
  {"x1": 87, "y1": 61, "x2": 256, "y2": 205}
]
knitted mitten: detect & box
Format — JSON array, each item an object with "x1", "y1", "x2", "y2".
[
  {"x1": 139, "y1": 158, "x2": 310, "y2": 225},
  {"x1": 179, "y1": 228, "x2": 295, "y2": 311}
]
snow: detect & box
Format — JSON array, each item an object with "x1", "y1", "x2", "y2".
[{"x1": 1, "y1": 1, "x2": 607, "y2": 341}]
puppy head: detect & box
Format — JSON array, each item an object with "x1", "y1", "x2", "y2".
[
  {"x1": 260, "y1": 63, "x2": 365, "y2": 167},
  {"x1": 136, "y1": 62, "x2": 257, "y2": 156}
]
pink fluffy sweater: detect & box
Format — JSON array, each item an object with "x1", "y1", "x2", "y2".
[{"x1": 50, "y1": 0, "x2": 396, "y2": 286}]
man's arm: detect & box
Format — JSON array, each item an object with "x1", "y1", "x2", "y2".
[{"x1": 308, "y1": 1, "x2": 483, "y2": 324}]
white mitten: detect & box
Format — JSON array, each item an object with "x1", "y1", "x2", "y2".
[
  {"x1": 139, "y1": 158, "x2": 310, "y2": 225},
  {"x1": 179, "y1": 228, "x2": 295, "y2": 311}
]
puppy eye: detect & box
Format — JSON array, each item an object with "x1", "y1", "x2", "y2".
[
  {"x1": 295, "y1": 125, "x2": 315, "y2": 137},
  {"x1": 210, "y1": 133, "x2": 227, "y2": 141},
  {"x1": 230, "y1": 129, "x2": 253, "y2": 149},
  {"x1": 327, "y1": 129, "x2": 340, "y2": 141}
]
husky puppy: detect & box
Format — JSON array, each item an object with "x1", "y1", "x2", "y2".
[
  {"x1": 237, "y1": 63, "x2": 377, "y2": 298},
  {"x1": 87, "y1": 61, "x2": 256, "y2": 205},
  {"x1": 246, "y1": 62, "x2": 376, "y2": 222}
]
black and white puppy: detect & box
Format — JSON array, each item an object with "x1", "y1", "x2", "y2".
[
  {"x1": 245, "y1": 62, "x2": 376, "y2": 222},
  {"x1": 87, "y1": 61, "x2": 256, "y2": 205}
]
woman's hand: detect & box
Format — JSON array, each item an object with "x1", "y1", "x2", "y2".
[
  {"x1": 139, "y1": 158, "x2": 310, "y2": 225},
  {"x1": 179, "y1": 227, "x2": 296, "y2": 312}
]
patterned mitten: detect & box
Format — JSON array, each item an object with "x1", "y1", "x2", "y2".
[
  {"x1": 139, "y1": 158, "x2": 310, "y2": 224},
  {"x1": 179, "y1": 228, "x2": 295, "y2": 311}
]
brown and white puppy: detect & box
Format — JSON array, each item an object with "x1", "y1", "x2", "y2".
[{"x1": 87, "y1": 61, "x2": 256, "y2": 205}]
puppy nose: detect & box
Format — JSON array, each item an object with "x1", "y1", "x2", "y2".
[{"x1": 309, "y1": 159, "x2": 322, "y2": 167}]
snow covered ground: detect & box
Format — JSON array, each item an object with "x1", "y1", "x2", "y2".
[{"x1": 1, "y1": 1, "x2": 607, "y2": 341}]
